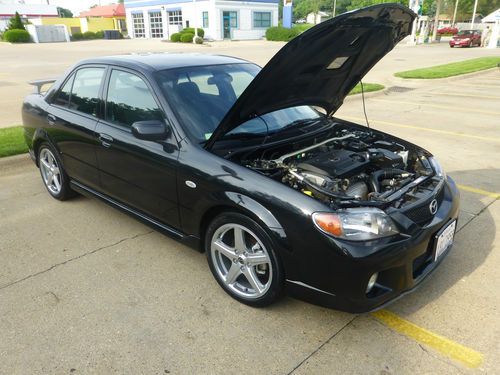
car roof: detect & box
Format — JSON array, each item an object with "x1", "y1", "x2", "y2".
[{"x1": 78, "y1": 53, "x2": 250, "y2": 72}]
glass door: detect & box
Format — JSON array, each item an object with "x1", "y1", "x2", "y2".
[{"x1": 222, "y1": 11, "x2": 237, "y2": 39}]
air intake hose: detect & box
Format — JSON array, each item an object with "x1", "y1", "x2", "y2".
[{"x1": 368, "y1": 169, "x2": 409, "y2": 193}]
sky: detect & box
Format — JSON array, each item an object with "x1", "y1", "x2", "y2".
[{"x1": 8, "y1": 0, "x2": 117, "y2": 16}]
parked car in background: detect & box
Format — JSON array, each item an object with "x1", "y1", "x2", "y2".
[{"x1": 449, "y1": 30, "x2": 481, "y2": 47}]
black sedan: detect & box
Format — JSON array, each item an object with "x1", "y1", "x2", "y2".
[{"x1": 22, "y1": 4, "x2": 459, "y2": 313}]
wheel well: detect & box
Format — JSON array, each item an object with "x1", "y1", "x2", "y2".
[
  {"x1": 32, "y1": 139, "x2": 46, "y2": 167},
  {"x1": 198, "y1": 205, "x2": 259, "y2": 253}
]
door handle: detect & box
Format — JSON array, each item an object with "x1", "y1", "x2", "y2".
[
  {"x1": 47, "y1": 114, "x2": 57, "y2": 126},
  {"x1": 99, "y1": 133, "x2": 113, "y2": 148}
]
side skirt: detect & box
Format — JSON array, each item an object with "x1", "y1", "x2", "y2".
[{"x1": 70, "y1": 180, "x2": 201, "y2": 250}]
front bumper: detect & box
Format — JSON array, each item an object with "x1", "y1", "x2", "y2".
[
  {"x1": 286, "y1": 176, "x2": 460, "y2": 313},
  {"x1": 449, "y1": 40, "x2": 470, "y2": 47}
]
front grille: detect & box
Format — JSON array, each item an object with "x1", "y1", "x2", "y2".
[{"x1": 403, "y1": 186, "x2": 445, "y2": 226}]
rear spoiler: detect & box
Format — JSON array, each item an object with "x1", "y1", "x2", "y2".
[{"x1": 28, "y1": 78, "x2": 57, "y2": 94}]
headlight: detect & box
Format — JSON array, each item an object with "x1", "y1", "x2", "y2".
[
  {"x1": 312, "y1": 208, "x2": 399, "y2": 241},
  {"x1": 429, "y1": 157, "x2": 446, "y2": 179}
]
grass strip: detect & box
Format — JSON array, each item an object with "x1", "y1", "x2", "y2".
[{"x1": 395, "y1": 57, "x2": 500, "y2": 79}]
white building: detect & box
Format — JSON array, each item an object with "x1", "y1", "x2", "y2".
[
  {"x1": 124, "y1": 0, "x2": 279, "y2": 40},
  {"x1": 306, "y1": 11, "x2": 330, "y2": 25},
  {"x1": 0, "y1": 1, "x2": 58, "y2": 31}
]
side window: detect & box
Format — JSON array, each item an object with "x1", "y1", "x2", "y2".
[
  {"x1": 53, "y1": 74, "x2": 75, "y2": 107},
  {"x1": 70, "y1": 68, "x2": 105, "y2": 117},
  {"x1": 106, "y1": 70, "x2": 164, "y2": 128}
]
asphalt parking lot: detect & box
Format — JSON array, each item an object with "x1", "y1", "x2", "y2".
[{"x1": 1, "y1": 40, "x2": 500, "y2": 374}]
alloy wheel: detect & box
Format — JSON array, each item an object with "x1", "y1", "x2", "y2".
[
  {"x1": 39, "y1": 148, "x2": 62, "y2": 195},
  {"x1": 210, "y1": 223, "x2": 273, "y2": 299}
]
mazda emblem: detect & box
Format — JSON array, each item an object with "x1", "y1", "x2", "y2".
[{"x1": 429, "y1": 199, "x2": 438, "y2": 215}]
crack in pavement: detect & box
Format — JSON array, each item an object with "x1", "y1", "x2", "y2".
[
  {"x1": 286, "y1": 316, "x2": 358, "y2": 375},
  {"x1": 456, "y1": 198, "x2": 498, "y2": 234},
  {"x1": 0, "y1": 230, "x2": 154, "y2": 292}
]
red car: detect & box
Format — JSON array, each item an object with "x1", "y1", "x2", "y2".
[{"x1": 449, "y1": 30, "x2": 481, "y2": 47}]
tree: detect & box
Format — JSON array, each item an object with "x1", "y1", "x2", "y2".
[
  {"x1": 57, "y1": 7, "x2": 73, "y2": 18},
  {"x1": 347, "y1": 0, "x2": 405, "y2": 11},
  {"x1": 7, "y1": 12, "x2": 25, "y2": 31}
]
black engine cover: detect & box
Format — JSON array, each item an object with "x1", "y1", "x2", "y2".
[{"x1": 298, "y1": 150, "x2": 369, "y2": 178}]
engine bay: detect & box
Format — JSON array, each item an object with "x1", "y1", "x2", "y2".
[{"x1": 229, "y1": 124, "x2": 441, "y2": 208}]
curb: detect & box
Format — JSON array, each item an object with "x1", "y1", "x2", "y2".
[
  {"x1": 344, "y1": 87, "x2": 389, "y2": 102},
  {"x1": 0, "y1": 153, "x2": 31, "y2": 170},
  {"x1": 392, "y1": 66, "x2": 499, "y2": 84}
]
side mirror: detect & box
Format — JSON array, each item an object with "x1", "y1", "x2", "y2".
[{"x1": 131, "y1": 120, "x2": 170, "y2": 141}]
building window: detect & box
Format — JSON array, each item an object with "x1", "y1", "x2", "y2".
[
  {"x1": 168, "y1": 10, "x2": 182, "y2": 25},
  {"x1": 132, "y1": 13, "x2": 145, "y2": 38},
  {"x1": 149, "y1": 11, "x2": 163, "y2": 38},
  {"x1": 229, "y1": 11, "x2": 238, "y2": 28},
  {"x1": 202, "y1": 11, "x2": 209, "y2": 28},
  {"x1": 254, "y1": 12, "x2": 271, "y2": 28}
]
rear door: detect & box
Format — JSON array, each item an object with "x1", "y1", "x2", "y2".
[
  {"x1": 47, "y1": 65, "x2": 106, "y2": 189},
  {"x1": 95, "y1": 67, "x2": 180, "y2": 228}
]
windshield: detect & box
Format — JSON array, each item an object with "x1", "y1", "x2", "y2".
[
  {"x1": 156, "y1": 63, "x2": 325, "y2": 143},
  {"x1": 457, "y1": 31, "x2": 473, "y2": 36}
]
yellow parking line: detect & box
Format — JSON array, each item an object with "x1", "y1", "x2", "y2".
[
  {"x1": 340, "y1": 116, "x2": 500, "y2": 143},
  {"x1": 457, "y1": 184, "x2": 500, "y2": 199},
  {"x1": 372, "y1": 310, "x2": 483, "y2": 368},
  {"x1": 371, "y1": 98, "x2": 500, "y2": 116},
  {"x1": 431, "y1": 92, "x2": 500, "y2": 100}
]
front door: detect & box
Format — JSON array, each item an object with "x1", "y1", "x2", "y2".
[
  {"x1": 223, "y1": 13, "x2": 230, "y2": 39},
  {"x1": 95, "y1": 68, "x2": 180, "y2": 228},
  {"x1": 222, "y1": 11, "x2": 237, "y2": 39}
]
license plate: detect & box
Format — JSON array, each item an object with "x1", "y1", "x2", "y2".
[{"x1": 434, "y1": 220, "x2": 456, "y2": 261}]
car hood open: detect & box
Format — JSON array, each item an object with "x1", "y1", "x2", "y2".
[{"x1": 205, "y1": 4, "x2": 415, "y2": 149}]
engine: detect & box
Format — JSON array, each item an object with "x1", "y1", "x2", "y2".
[{"x1": 235, "y1": 126, "x2": 434, "y2": 207}]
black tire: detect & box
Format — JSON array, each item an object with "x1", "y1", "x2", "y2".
[
  {"x1": 37, "y1": 142, "x2": 76, "y2": 201},
  {"x1": 205, "y1": 212, "x2": 284, "y2": 307}
]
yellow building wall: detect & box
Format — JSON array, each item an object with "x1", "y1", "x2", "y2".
[
  {"x1": 40, "y1": 17, "x2": 80, "y2": 28},
  {"x1": 85, "y1": 17, "x2": 115, "y2": 32}
]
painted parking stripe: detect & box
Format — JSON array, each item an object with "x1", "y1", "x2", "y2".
[
  {"x1": 371, "y1": 98, "x2": 500, "y2": 116},
  {"x1": 457, "y1": 184, "x2": 500, "y2": 199},
  {"x1": 372, "y1": 310, "x2": 483, "y2": 368},
  {"x1": 340, "y1": 116, "x2": 500, "y2": 143}
]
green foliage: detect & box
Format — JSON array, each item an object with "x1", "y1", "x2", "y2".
[
  {"x1": 3, "y1": 29, "x2": 30, "y2": 43},
  {"x1": 180, "y1": 32, "x2": 194, "y2": 43},
  {"x1": 83, "y1": 31, "x2": 98, "y2": 39},
  {"x1": 7, "y1": 12, "x2": 25, "y2": 31},
  {"x1": 0, "y1": 127, "x2": 28, "y2": 158},
  {"x1": 57, "y1": 7, "x2": 73, "y2": 18},
  {"x1": 266, "y1": 26, "x2": 301, "y2": 41},
  {"x1": 170, "y1": 33, "x2": 182, "y2": 42},
  {"x1": 395, "y1": 57, "x2": 500, "y2": 79},
  {"x1": 194, "y1": 36, "x2": 203, "y2": 44},
  {"x1": 182, "y1": 27, "x2": 204, "y2": 38},
  {"x1": 348, "y1": 82, "x2": 384, "y2": 95},
  {"x1": 71, "y1": 32, "x2": 84, "y2": 41},
  {"x1": 346, "y1": 0, "x2": 405, "y2": 11},
  {"x1": 71, "y1": 31, "x2": 108, "y2": 41}
]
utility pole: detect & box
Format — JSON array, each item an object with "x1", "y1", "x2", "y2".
[
  {"x1": 452, "y1": 0, "x2": 459, "y2": 25},
  {"x1": 470, "y1": 0, "x2": 478, "y2": 29},
  {"x1": 332, "y1": 0, "x2": 337, "y2": 17},
  {"x1": 193, "y1": 0, "x2": 198, "y2": 42},
  {"x1": 432, "y1": 0, "x2": 442, "y2": 42}
]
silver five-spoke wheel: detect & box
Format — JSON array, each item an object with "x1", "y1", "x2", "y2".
[
  {"x1": 210, "y1": 223, "x2": 273, "y2": 299},
  {"x1": 39, "y1": 148, "x2": 62, "y2": 195}
]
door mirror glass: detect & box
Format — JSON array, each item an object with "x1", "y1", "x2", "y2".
[{"x1": 131, "y1": 120, "x2": 170, "y2": 141}]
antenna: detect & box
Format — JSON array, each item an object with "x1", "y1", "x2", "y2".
[{"x1": 360, "y1": 80, "x2": 370, "y2": 129}]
